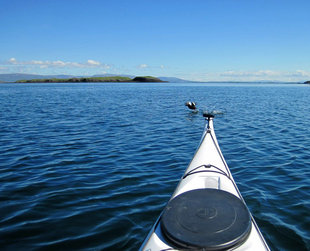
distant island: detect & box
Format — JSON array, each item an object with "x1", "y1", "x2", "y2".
[
  {"x1": 16, "y1": 76, "x2": 165, "y2": 83},
  {"x1": 0, "y1": 73, "x2": 306, "y2": 84},
  {"x1": 0, "y1": 73, "x2": 196, "y2": 83}
]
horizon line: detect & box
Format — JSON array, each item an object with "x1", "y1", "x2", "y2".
[{"x1": 0, "y1": 72, "x2": 308, "y2": 84}]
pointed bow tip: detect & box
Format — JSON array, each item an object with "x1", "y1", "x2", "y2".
[{"x1": 203, "y1": 112, "x2": 215, "y2": 119}]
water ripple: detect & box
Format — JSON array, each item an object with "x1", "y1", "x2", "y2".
[{"x1": 0, "y1": 83, "x2": 309, "y2": 250}]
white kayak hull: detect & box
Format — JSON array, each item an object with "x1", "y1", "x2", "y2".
[{"x1": 140, "y1": 116, "x2": 270, "y2": 250}]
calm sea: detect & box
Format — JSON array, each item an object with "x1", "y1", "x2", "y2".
[{"x1": 0, "y1": 82, "x2": 309, "y2": 250}]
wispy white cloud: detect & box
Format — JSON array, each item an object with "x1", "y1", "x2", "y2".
[
  {"x1": 220, "y1": 70, "x2": 280, "y2": 78},
  {"x1": 9, "y1": 58, "x2": 17, "y2": 64},
  {"x1": 220, "y1": 70, "x2": 310, "y2": 80},
  {"x1": 137, "y1": 64, "x2": 166, "y2": 70},
  {"x1": 179, "y1": 69, "x2": 310, "y2": 82},
  {"x1": 0, "y1": 66, "x2": 8, "y2": 73},
  {"x1": 87, "y1": 59, "x2": 101, "y2": 66},
  {"x1": 2, "y1": 58, "x2": 309, "y2": 82},
  {"x1": 5, "y1": 58, "x2": 111, "y2": 69},
  {"x1": 291, "y1": 70, "x2": 310, "y2": 78},
  {"x1": 138, "y1": 64, "x2": 148, "y2": 69}
]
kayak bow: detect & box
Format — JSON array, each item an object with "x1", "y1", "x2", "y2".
[{"x1": 141, "y1": 114, "x2": 270, "y2": 250}]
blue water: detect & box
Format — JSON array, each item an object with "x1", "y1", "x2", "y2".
[{"x1": 0, "y1": 82, "x2": 309, "y2": 250}]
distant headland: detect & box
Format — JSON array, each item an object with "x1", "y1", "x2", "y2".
[
  {"x1": 305, "y1": 81, "x2": 310, "y2": 84},
  {"x1": 15, "y1": 76, "x2": 165, "y2": 83}
]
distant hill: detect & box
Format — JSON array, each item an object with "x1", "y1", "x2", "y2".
[
  {"x1": 0, "y1": 73, "x2": 191, "y2": 83},
  {"x1": 158, "y1": 76, "x2": 197, "y2": 83},
  {"x1": 0, "y1": 73, "x2": 76, "y2": 83}
]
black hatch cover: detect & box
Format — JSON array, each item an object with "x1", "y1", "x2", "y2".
[{"x1": 160, "y1": 188, "x2": 252, "y2": 250}]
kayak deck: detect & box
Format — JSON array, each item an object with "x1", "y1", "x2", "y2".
[{"x1": 141, "y1": 116, "x2": 269, "y2": 250}]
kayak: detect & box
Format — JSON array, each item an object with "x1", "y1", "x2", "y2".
[{"x1": 140, "y1": 114, "x2": 270, "y2": 250}]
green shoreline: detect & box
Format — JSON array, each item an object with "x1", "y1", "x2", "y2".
[{"x1": 15, "y1": 76, "x2": 166, "y2": 83}]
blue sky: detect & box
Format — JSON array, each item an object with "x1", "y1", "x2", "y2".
[{"x1": 1, "y1": 0, "x2": 309, "y2": 81}]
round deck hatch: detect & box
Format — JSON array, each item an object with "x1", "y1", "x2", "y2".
[{"x1": 160, "y1": 189, "x2": 252, "y2": 250}]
